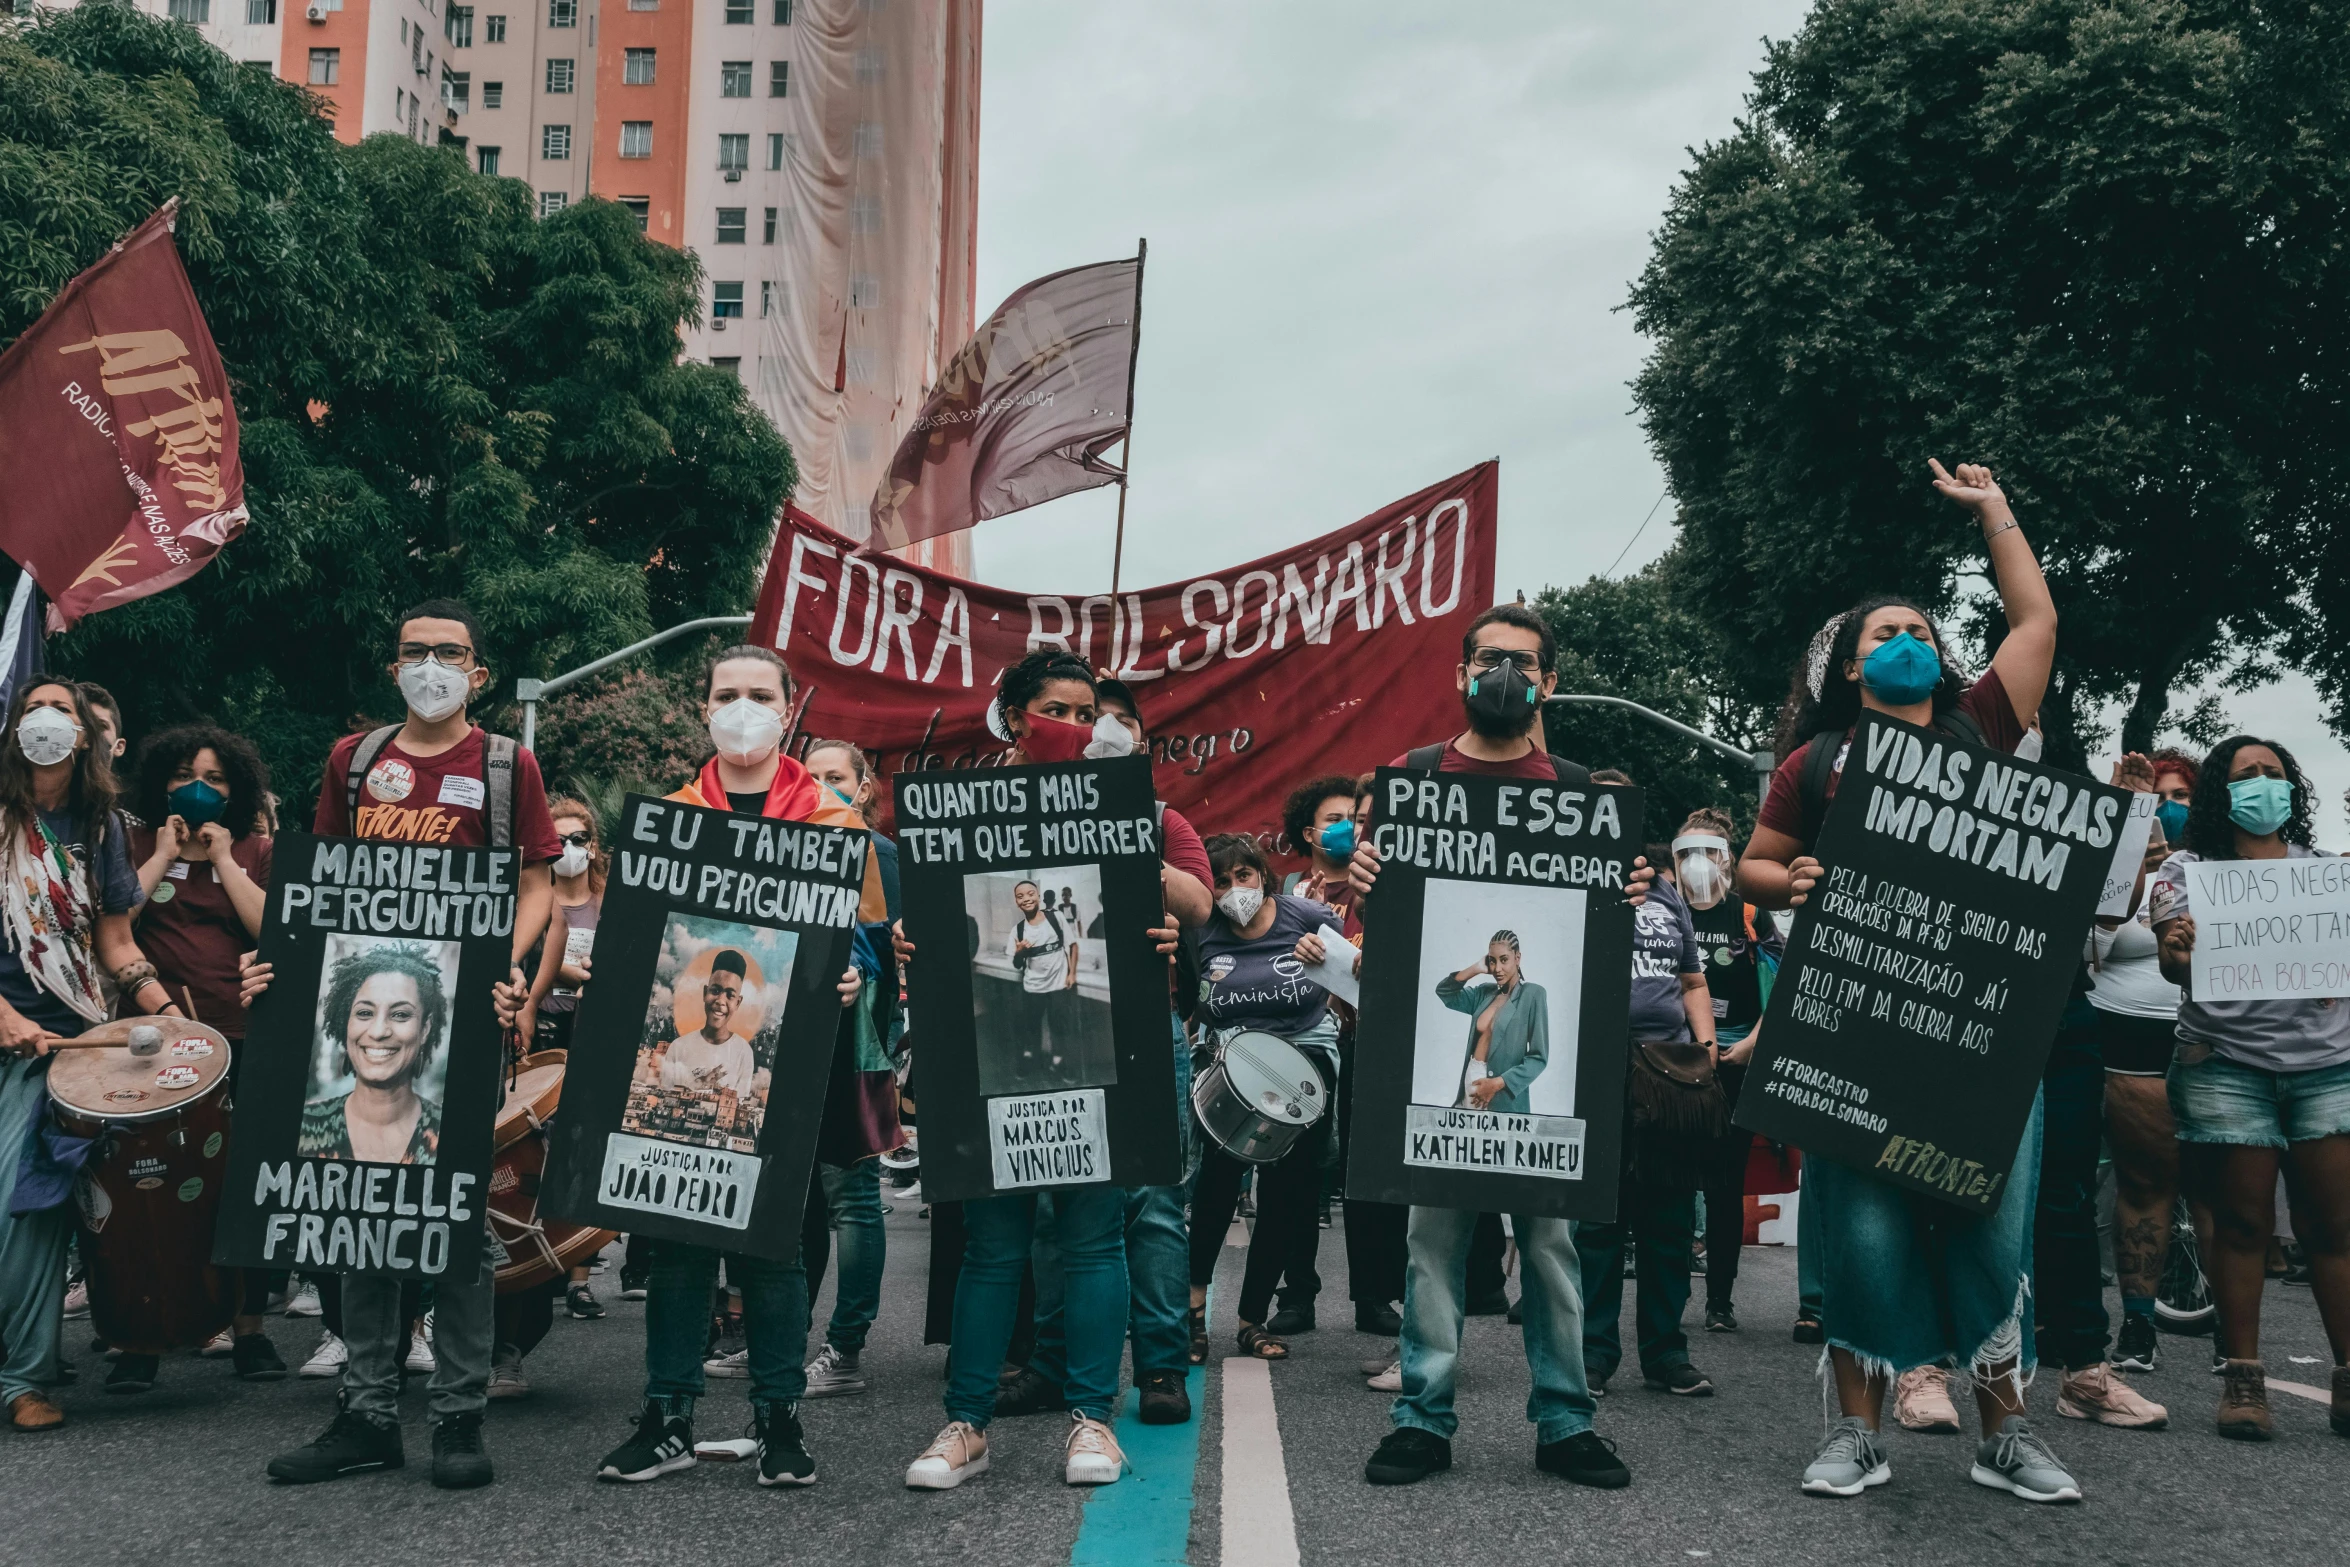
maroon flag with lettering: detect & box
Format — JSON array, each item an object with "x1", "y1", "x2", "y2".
[
  {"x1": 0, "y1": 203, "x2": 248, "y2": 630},
  {"x1": 869, "y1": 254, "x2": 1140, "y2": 549}
]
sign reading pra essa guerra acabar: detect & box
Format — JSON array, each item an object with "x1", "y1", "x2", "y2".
[
  {"x1": 1736, "y1": 713, "x2": 2127, "y2": 1213},
  {"x1": 213, "y1": 835, "x2": 517, "y2": 1279}
]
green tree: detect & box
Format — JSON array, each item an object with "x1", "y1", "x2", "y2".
[
  {"x1": 1628, "y1": 0, "x2": 2350, "y2": 766},
  {"x1": 2, "y1": 5, "x2": 793, "y2": 811}
]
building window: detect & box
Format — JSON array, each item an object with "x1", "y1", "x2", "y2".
[
  {"x1": 540, "y1": 191, "x2": 569, "y2": 218},
  {"x1": 483, "y1": 80, "x2": 504, "y2": 108},
  {"x1": 712, "y1": 282, "x2": 744, "y2": 319},
  {"x1": 443, "y1": 71, "x2": 470, "y2": 113},
  {"x1": 445, "y1": 5, "x2": 472, "y2": 46},
  {"x1": 542, "y1": 124, "x2": 571, "y2": 160},
  {"x1": 772, "y1": 0, "x2": 791, "y2": 22},
  {"x1": 408, "y1": 93, "x2": 421, "y2": 138},
  {"x1": 308, "y1": 48, "x2": 340, "y2": 85},
  {"x1": 720, "y1": 60, "x2": 751, "y2": 97},
  {"x1": 712, "y1": 357, "x2": 742, "y2": 378},
  {"x1": 485, "y1": 13, "x2": 506, "y2": 40},
  {"x1": 715, "y1": 208, "x2": 746, "y2": 243},
  {"x1": 765, "y1": 132, "x2": 785, "y2": 170},
  {"x1": 166, "y1": 0, "x2": 210, "y2": 23},
  {"x1": 760, "y1": 280, "x2": 775, "y2": 316},
  {"x1": 547, "y1": 0, "x2": 574, "y2": 26},
  {"x1": 620, "y1": 197, "x2": 650, "y2": 231},
  {"x1": 396, "y1": 88, "x2": 407, "y2": 123},
  {"x1": 619, "y1": 121, "x2": 652, "y2": 158},
  {"x1": 853, "y1": 121, "x2": 882, "y2": 158},
  {"x1": 718, "y1": 133, "x2": 748, "y2": 171},
  {"x1": 246, "y1": 0, "x2": 276, "y2": 22},
  {"x1": 546, "y1": 58, "x2": 574, "y2": 93},
  {"x1": 244, "y1": 58, "x2": 274, "y2": 73},
  {"x1": 478, "y1": 146, "x2": 501, "y2": 175},
  {"x1": 723, "y1": 0, "x2": 751, "y2": 21},
  {"x1": 850, "y1": 274, "x2": 879, "y2": 308},
  {"x1": 627, "y1": 0, "x2": 657, "y2": 8},
  {"x1": 762, "y1": 206, "x2": 776, "y2": 242},
  {"x1": 624, "y1": 47, "x2": 655, "y2": 84},
  {"x1": 769, "y1": 60, "x2": 789, "y2": 97}
]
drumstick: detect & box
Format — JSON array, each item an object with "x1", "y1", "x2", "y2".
[
  {"x1": 182, "y1": 986, "x2": 201, "y2": 1024},
  {"x1": 53, "y1": 1024, "x2": 166, "y2": 1056}
]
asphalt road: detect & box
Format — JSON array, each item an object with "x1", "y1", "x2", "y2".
[{"x1": 6, "y1": 1197, "x2": 2343, "y2": 1567}]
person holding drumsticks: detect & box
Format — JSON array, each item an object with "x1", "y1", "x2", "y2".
[{"x1": 0, "y1": 680, "x2": 185, "y2": 1432}]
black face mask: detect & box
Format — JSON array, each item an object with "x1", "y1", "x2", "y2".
[{"x1": 1464, "y1": 659, "x2": 1541, "y2": 737}]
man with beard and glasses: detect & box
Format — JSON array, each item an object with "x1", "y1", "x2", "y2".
[{"x1": 1345, "y1": 602, "x2": 1655, "y2": 1493}]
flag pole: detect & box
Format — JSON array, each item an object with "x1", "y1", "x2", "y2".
[{"x1": 1109, "y1": 238, "x2": 1147, "y2": 601}]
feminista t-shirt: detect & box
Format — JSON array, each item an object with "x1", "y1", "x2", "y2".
[{"x1": 1198, "y1": 894, "x2": 1338, "y2": 1038}]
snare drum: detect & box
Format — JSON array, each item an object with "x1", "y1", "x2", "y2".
[
  {"x1": 487, "y1": 1050, "x2": 615, "y2": 1292},
  {"x1": 45, "y1": 1017, "x2": 239, "y2": 1352},
  {"x1": 1190, "y1": 1029, "x2": 1328, "y2": 1164}
]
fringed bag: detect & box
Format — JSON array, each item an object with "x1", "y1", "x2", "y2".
[{"x1": 1626, "y1": 1041, "x2": 1729, "y2": 1189}]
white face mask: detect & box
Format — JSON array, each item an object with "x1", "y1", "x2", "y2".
[
  {"x1": 1217, "y1": 885, "x2": 1265, "y2": 925},
  {"x1": 1083, "y1": 714, "x2": 1137, "y2": 759},
  {"x1": 708, "y1": 697, "x2": 785, "y2": 765},
  {"x1": 554, "y1": 843, "x2": 592, "y2": 878},
  {"x1": 1678, "y1": 852, "x2": 1725, "y2": 908},
  {"x1": 15, "y1": 707, "x2": 78, "y2": 768},
  {"x1": 398, "y1": 657, "x2": 471, "y2": 723}
]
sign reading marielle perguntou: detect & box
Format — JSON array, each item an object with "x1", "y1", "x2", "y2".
[
  {"x1": 214, "y1": 834, "x2": 516, "y2": 1279},
  {"x1": 538, "y1": 796, "x2": 863, "y2": 1261},
  {"x1": 1345, "y1": 767, "x2": 1640, "y2": 1221},
  {"x1": 1737, "y1": 713, "x2": 2128, "y2": 1213}
]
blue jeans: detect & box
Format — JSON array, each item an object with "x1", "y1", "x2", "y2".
[
  {"x1": 947, "y1": 1185, "x2": 1128, "y2": 1427},
  {"x1": 1576, "y1": 1181, "x2": 1696, "y2": 1381},
  {"x1": 645, "y1": 1240, "x2": 808, "y2": 1412},
  {"x1": 819, "y1": 1158, "x2": 885, "y2": 1353},
  {"x1": 0, "y1": 1057, "x2": 69, "y2": 1405},
  {"x1": 1393, "y1": 1205, "x2": 1596, "y2": 1445}
]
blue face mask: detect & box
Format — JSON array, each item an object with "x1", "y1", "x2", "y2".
[
  {"x1": 167, "y1": 778, "x2": 227, "y2": 829},
  {"x1": 1860, "y1": 632, "x2": 1942, "y2": 706},
  {"x1": 2154, "y1": 799, "x2": 2190, "y2": 843},
  {"x1": 2227, "y1": 776, "x2": 2294, "y2": 837},
  {"x1": 1318, "y1": 819, "x2": 1356, "y2": 859}
]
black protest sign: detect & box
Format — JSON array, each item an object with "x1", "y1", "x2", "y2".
[
  {"x1": 1736, "y1": 712, "x2": 2128, "y2": 1212},
  {"x1": 214, "y1": 835, "x2": 517, "y2": 1280},
  {"x1": 1345, "y1": 767, "x2": 1640, "y2": 1220},
  {"x1": 892, "y1": 756, "x2": 1176, "y2": 1202},
  {"x1": 539, "y1": 795, "x2": 863, "y2": 1260}
]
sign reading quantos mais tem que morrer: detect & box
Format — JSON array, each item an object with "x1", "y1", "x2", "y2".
[{"x1": 1736, "y1": 712, "x2": 2128, "y2": 1213}]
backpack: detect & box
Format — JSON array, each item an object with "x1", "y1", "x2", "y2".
[
  {"x1": 345, "y1": 725, "x2": 518, "y2": 848},
  {"x1": 1402, "y1": 743, "x2": 1592, "y2": 786},
  {"x1": 1009, "y1": 907, "x2": 1065, "y2": 970},
  {"x1": 1792, "y1": 707, "x2": 1984, "y2": 852}
]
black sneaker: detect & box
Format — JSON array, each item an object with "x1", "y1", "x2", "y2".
[
  {"x1": 1704, "y1": 1305, "x2": 1738, "y2": 1334},
  {"x1": 994, "y1": 1365, "x2": 1069, "y2": 1418},
  {"x1": 431, "y1": 1411, "x2": 495, "y2": 1489},
  {"x1": 1354, "y1": 1302, "x2": 1403, "y2": 1336},
  {"x1": 1266, "y1": 1306, "x2": 1316, "y2": 1335},
  {"x1": 568, "y1": 1283, "x2": 607, "y2": 1320},
  {"x1": 1137, "y1": 1368, "x2": 1192, "y2": 1425},
  {"x1": 267, "y1": 1410, "x2": 405, "y2": 1483},
  {"x1": 233, "y1": 1333, "x2": 289, "y2": 1382},
  {"x1": 105, "y1": 1353, "x2": 159, "y2": 1394},
  {"x1": 1536, "y1": 1430, "x2": 1630, "y2": 1489},
  {"x1": 1792, "y1": 1312, "x2": 1826, "y2": 1345},
  {"x1": 1643, "y1": 1362, "x2": 1714, "y2": 1397},
  {"x1": 1364, "y1": 1426, "x2": 1452, "y2": 1485},
  {"x1": 598, "y1": 1402, "x2": 697, "y2": 1482},
  {"x1": 2114, "y1": 1314, "x2": 2158, "y2": 1373},
  {"x1": 755, "y1": 1402, "x2": 817, "y2": 1487}
]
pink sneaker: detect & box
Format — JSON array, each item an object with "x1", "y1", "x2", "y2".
[
  {"x1": 1895, "y1": 1365, "x2": 1961, "y2": 1433},
  {"x1": 2057, "y1": 1363, "x2": 2168, "y2": 1429}
]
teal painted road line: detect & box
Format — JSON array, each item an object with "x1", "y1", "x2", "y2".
[{"x1": 1070, "y1": 1292, "x2": 1210, "y2": 1567}]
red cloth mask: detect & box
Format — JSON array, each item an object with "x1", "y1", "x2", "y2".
[{"x1": 1015, "y1": 713, "x2": 1094, "y2": 765}]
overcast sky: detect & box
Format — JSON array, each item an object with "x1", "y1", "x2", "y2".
[{"x1": 969, "y1": 1, "x2": 2349, "y2": 826}]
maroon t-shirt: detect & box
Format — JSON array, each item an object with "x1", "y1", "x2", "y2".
[
  {"x1": 313, "y1": 726, "x2": 561, "y2": 863},
  {"x1": 1384, "y1": 739, "x2": 1562, "y2": 779},
  {"x1": 1757, "y1": 667, "x2": 2026, "y2": 847},
  {"x1": 130, "y1": 829, "x2": 272, "y2": 1039}
]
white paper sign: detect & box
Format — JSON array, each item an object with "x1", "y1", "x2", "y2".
[
  {"x1": 1305, "y1": 923, "x2": 1361, "y2": 1006},
  {"x1": 1403, "y1": 1105, "x2": 1586, "y2": 1181},
  {"x1": 598, "y1": 1131, "x2": 759, "y2": 1228},
  {"x1": 988, "y1": 1089, "x2": 1110, "y2": 1188},
  {"x1": 2096, "y1": 792, "x2": 2159, "y2": 917},
  {"x1": 2186, "y1": 855, "x2": 2350, "y2": 1000}
]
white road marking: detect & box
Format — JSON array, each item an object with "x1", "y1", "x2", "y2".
[
  {"x1": 1220, "y1": 1356, "x2": 1300, "y2": 1567},
  {"x1": 2267, "y1": 1377, "x2": 2332, "y2": 1406}
]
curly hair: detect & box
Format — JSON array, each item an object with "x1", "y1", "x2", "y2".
[
  {"x1": 1204, "y1": 832, "x2": 1271, "y2": 887},
  {"x1": 1279, "y1": 774, "x2": 1362, "y2": 856},
  {"x1": 2184, "y1": 736, "x2": 2315, "y2": 859},
  {"x1": 997, "y1": 649, "x2": 1096, "y2": 734},
  {"x1": 1774, "y1": 595, "x2": 1969, "y2": 759},
  {"x1": 134, "y1": 724, "x2": 271, "y2": 840},
  {"x1": 2149, "y1": 747, "x2": 2200, "y2": 792},
  {"x1": 322, "y1": 941, "x2": 451, "y2": 1082}
]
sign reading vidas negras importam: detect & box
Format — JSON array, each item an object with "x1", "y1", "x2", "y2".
[{"x1": 1736, "y1": 713, "x2": 2127, "y2": 1214}]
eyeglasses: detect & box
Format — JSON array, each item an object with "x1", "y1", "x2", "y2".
[
  {"x1": 1467, "y1": 647, "x2": 1544, "y2": 674},
  {"x1": 557, "y1": 831, "x2": 594, "y2": 848},
  {"x1": 395, "y1": 642, "x2": 478, "y2": 668}
]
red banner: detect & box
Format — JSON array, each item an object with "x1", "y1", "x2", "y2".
[
  {"x1": 750, "y1": 462, "x2": 1497, "y2": 838},
  {"x1": 0, "y1": 203, "x2": 247, "y2": 630}
]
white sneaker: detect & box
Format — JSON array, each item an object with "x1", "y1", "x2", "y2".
[
  {"x1": 487, "y1": 1347, "x2": 530, "y2": 1401},
  {"x1": 703, "y1": 1348, "x2": 751, "y2": 1379},
  {"x1": 905, "y1": 1420, "x2": 989, "y2": 1490},
  {"x1": 405, "y1": 1327, "x2": 436, "y2": 1374},
  {"x1": 299, "y1": 1332, "x2": 347, "y2": 1378},
  {"x1": 199, "y1": 1326, "x2": 236, "y2": 1358},
  {"x1": 1064, "y1": 1412, "x2": 1125, "y2": 1486},
  {"x1": 62, "y1": 1281, "x2": 89, "y2": 1320},
  {"x1": 284, "y1": 1282, "x2": 323, "y2": 1318},
  {"x1": 1367, "y1": 1359, "x2": 1402, "y2": 1393}
]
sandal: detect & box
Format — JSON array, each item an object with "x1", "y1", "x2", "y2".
[
  {"x1": 1188, "y1": 1306, "x2": 1209, "y2": 1366},
  {"x1": 1237, "y1": 1323, "x2": 1289, "y2": 1361}
]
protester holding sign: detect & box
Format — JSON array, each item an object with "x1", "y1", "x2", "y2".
[
  {"x1": 1735, "y1": 461, "x2": 2084, "y2": 1505},
  {"x1": 2151, "y1": 736, "x2": 2350, "y2": 1441},
  {"x1": 0, "y1": 681, "x2": 183, "y2": 1432}
]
